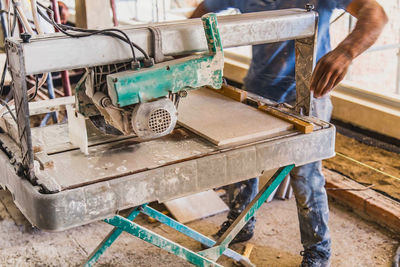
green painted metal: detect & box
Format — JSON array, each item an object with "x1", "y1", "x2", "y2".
[
  {"x1": 141, "y1": 205, "x2": 251, "y2": 264},
  {"x1": 198, "y1": 165, "x2": 295, "y2": 261},
  {"x1": 105, "y1": 215, "x2": 222, "y2": 267},
  {"x1": 107, "y1": 13, "x2": 224, "y2": 107},
  {"x1": 84, "y1": 207, "x2": 142, "y2": 267},
  {"x1": 84, "y1": 164, "x2": 294, "y2": 266},
  {"x1": 141, "y1": 205, "x2": 214, "y2": 246}
]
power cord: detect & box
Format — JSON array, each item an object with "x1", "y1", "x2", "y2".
[
  {"x1": 28, "y1": 75, "x2": 39, "y2": 101},
  {"x1": 36, "y1": 1, "x2": 153, "y2": 66}
]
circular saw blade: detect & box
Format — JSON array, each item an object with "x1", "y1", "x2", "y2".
[{"x1": 89, "y1": 115, "x2": 123, "y2": 136}]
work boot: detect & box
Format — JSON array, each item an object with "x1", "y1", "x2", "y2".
[
  {"x1": 201, "y1": 217, "x2": 255, "y2": 249},
  {"x1": 300, "y1": 249, "x2": 331, "y2": 267}
]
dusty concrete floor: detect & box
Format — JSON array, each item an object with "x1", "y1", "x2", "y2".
[{"x1": 0, "y1": 171, "x2": 399, "y2": 267}]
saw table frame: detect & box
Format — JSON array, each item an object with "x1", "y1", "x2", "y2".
[
  {"x1": 0, "y1": 8, "x2": 337, "y2": 267},
  {"x1": 0, "y1": 7, "x2": 332, "y2": 230},
  {"x1": 0, "y1": 5, "x2": 332, "y2": 231},
  {"x1": 5, "y1": 8, "x2": 318, "y2": 181},
  {"x1": 0, "y1": 7, "x2": 336, "y2": 266}
]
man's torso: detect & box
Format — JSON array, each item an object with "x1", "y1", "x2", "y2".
[{"x1": 204, "y1": 0, "x2": 351, "y2": 102}]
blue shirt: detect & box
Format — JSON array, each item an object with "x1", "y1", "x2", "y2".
[{"x1": 204, "y1": 0, "x2": 352, "y2": 102}]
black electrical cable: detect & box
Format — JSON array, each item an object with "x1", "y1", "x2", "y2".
[
  {"x1": 36, "y1": 1, "x2": 151, "y2": 62},
  {"x1": 28, "y1": 75, "x2": 39, "y2": 101},
  {"x1": 0, "y1": 62, "x2": 8, "y2": 96},
  {"x1": 62, "y1": 24, "x2": 151, "y2": 62},
  {"x1": 0, "y1": 98, "x2": 17, "y2": 122},
  {"x1": 36, "y1": 5, "x2": 137, "y2": 62}
]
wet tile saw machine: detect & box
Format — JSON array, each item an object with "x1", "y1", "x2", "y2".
[
  {"x1": 0, "y1": 7, "x2": 335, "y2": 267},
  {"x1": 76, "y1": 14, "x2": 223, "y2": 141}
]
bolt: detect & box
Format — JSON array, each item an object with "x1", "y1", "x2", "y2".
[
  {"x1": 131, "y1": 61, "x2": 141, "y2": 70},
  {"x1": 20, "y1": 33, "x2": 32, "y2": 43},
  {"x1": 305, "y1": 3, "x2": 314, "y2": 11},
  {"x1": 101, "y1": 97, "x2": 112, "y2": 108},
  {"x1": 179, "y1": 90, "x2": 188, "y2": 98},
  {"x1": 143, "y1": 58, "x2": 155, "y2": 68}
]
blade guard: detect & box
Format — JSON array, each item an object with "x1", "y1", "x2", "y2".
[{"x1": 107, "y1": 13, "x2": 224, "y2": 107}]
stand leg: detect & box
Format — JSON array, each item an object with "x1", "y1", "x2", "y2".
[
  {"x1": 199, "y1": 165, "x2": 294, "y2": 261},
  {"x1": 84, "y1": 165, "x2": 294, "y2": 266},
  {"x1": 105, "y1": 215, "x2": 222, "y2": 267},
  {"x1": 140, "y1": 205, "x2": 253, "y2": 265},
  {"x1": 84, "y1": 207, "x2": 142, "y2": 267}
]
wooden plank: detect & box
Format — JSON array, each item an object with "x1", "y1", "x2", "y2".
[
  {"x1": 285, "y1": 185, "x2": 293, "y2": 199},
  {"x1": 178, "y1": 88, "x2": 293, "y2": 147},
  {"x1": 0, "y1": 114, "x2": 19, "y2": 144},
  {"x1": 324, "y1": 168, "x2": 400, "y2": 234},
  {"x1": 75, "y1": 0, "x2": 113, "y2": 29},
  {"x1": 28, "y1": 96, "x2": 75, "y2": 116},
  {"x1": 276, "y1": 175, "x2": 290, "y2": 200},
  {"x1": 258, "y1": 105, "x2": 313, "y2": 134},
  {"x1": 0, "y1": 53, "x2": 12, "y2": 86},
  {"x1": 207, "y1": 84, "x2": 247, "y2": 102},
  {"x1": 223, "y1": 57, "x2": 249, "y2": 84},
  {"x1": 34, "y1": 151, "x2": 54, "y2": 170},
  {"x1": 164, "y1": 190, "x2": 229, "y2": 224}
]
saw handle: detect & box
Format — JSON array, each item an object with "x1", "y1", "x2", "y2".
[{"x1": 201, "y1": 13, "x2": 223, "y2": 56}]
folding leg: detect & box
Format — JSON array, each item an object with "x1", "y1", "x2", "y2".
[
  {"x1": 140, "y1": 205, "x2": 254, "y2": 266},
  {"x1": 84, "y1": 165, "x2": 294, "y2": 266},
  {"x1": 105, "y1": 215, "x2": 222, "y2": 267},
  {"x1": 198, "y1": 165, "x2": 294, "y2": 261},
  {"x1": 84, "y1": 207, "x2": 141, "y2": 267}
]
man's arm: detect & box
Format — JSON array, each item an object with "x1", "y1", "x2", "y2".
[
  {"x1": 190, "y1": 0, "x2": 243, "y2": 18},
  {"x1": 311, "y1": 0, "x2": 388, "y2": 98},
  {"x1": 190, "y1": 2, "x2": 209, "y2": 18}
]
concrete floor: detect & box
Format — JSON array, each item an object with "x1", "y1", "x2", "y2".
[{"x1": 0, "y1": 171, "x2": 398, "y2": 266}]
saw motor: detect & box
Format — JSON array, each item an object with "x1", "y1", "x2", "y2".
[{"x1": 74, "y1": 13, "x2": 224, "y2": 140}]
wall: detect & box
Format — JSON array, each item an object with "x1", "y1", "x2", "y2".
[{"x1": 330, "y1": 0, "x2": 400, "y2": 96}]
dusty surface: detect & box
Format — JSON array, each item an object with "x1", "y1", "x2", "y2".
[
  {"x1": 324, "y1": 133, "x2": 400, "y2": 200},
  {"x1": 0, "y1": 170, "x2": 398, "y2": 267}
]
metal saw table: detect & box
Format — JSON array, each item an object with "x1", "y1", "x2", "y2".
[
  {"x1": 0, "y1": 8, "x2": 336, "y2": 266},
  {"x1": 0, "y1": 108, "x2": 335, "y2": 231},
  {"x1": 0, "y1": 102, "x2": 335, "y2": 265}
]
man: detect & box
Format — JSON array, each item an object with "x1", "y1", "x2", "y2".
[
  {"x1": 57, "y1": 1, "x2": 70, "y2": 25},
  {"x1": 191, "y1": 0, "x2": 387, "y2": 266}
]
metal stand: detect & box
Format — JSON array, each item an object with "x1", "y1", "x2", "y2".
[{"x1": 84, "y1": 165, "x2": 294, "y2": 267}]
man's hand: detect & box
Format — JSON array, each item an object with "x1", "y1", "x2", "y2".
[
  {"x1": 311, "y1": 47, "x2": 352, "y2": 98},
  {"x1": 310, "y1": 0, "x2": 387, "y2": 98}
]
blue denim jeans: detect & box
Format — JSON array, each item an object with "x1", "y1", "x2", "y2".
[{"x1": 226, "y1": 96, "x2": 333, "y2": 259}]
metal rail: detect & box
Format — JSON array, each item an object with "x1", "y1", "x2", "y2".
[
  {"x1": 5, "y1": 8, "x2": 318, "y2": 182},
  {"x1": 6, "y1": 9, "x2": 317, "y2": 75}
]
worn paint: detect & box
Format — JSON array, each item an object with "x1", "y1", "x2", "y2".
[
  {"x1": 199, "y1": 165, "x2": 294, "y2": 261},
  {"x1": 104, "y1": 215, "x2": 221, "y2": 266},
  {"x1": 107, "y1": 13, "x2": 224, "y2": 107}
]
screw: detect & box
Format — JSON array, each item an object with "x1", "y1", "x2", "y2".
[
  {"x1": 305, "y1": 3, "x2": 314, "y2": 11},
  {"x1": 178, "y1": 90, "x2": 188, "y2": 98}
]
